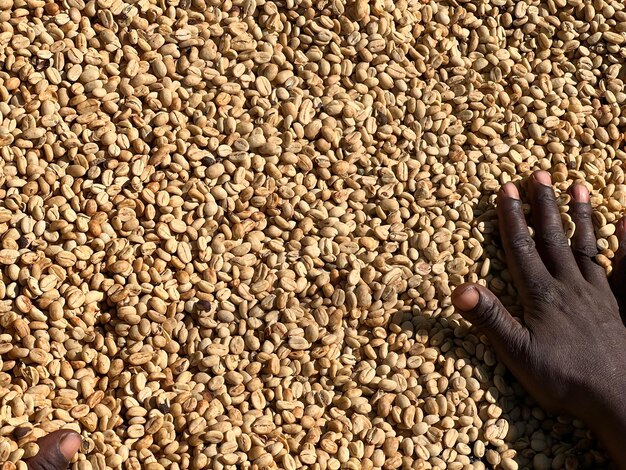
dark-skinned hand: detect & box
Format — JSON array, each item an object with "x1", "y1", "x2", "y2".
[
  {"x1": 24, "y1": 430, "x2": 81, "y2": 470},
  {"x1": 610, "y1": 216, "x2": 626, "y2": 321},
  {"x1": 452, "y1": 170, "x2": 626, "y2": 467}
]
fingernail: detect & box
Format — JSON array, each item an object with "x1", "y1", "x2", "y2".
[
  {"x1": 452, "y1": 285, "x2": 481, "y2": 311},
  {"x1": 59, "y1": 432, "x2": 81, "y2": 461},
  {"x1": 499, "y1": 182, "x2": 519, "y2": 200},
  {"x1": 570, "y1": 184, "x2": 589, "y2": 203},
  {"x1": 533, "y1": 170, "x2": 552, "y2": 186}
]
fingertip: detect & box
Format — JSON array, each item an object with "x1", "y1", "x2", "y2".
[
  {"x1": 569, "y1": 183, "x2": 589, "y2": 203},
  {"x1": 59, "y1": 432, "x2": 81, "y2": 461},
  {"x1": 532, "y1": 170, "x2": 552, "y2": 186},
  {"x1": 452, "y1": 284, "x2": 481, "y2": 311},
  {"x1": 499, "y1": 182, "x2": 520, "y2": 200},
  {"x1": 28, "y1": 429, "x2": 81, "y2": 470}
]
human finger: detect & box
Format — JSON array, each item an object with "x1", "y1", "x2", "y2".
[
  {"x1": 497, "y1": 182, "x2": 552, "y2": 297},
  {"x1": 26, "y1": 429, "x2": 81, "y2": 470},
  {"x1": 452, "y1": 283, "x2": 530, "y2": 360},
  {"x1": 610, "y1": 217, "x2": 626, "y2": 319},
  {"x1": 568, "y1": 183, "x2": 608, "y2": 287},
  {"x1": 528, "y1": 171, "x2": 578, "y2": 279}
]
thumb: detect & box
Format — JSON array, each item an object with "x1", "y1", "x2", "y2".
[
  {"x1": 26, "y1": 429, "x2": 81, "y2": 470},
  {"x1": 452, "y1": 283, "x2": 529, "y2": 356}
]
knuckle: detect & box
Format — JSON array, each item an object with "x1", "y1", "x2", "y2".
[
  {"x1": 26, "y1": 452, "x2": 68, "y2": 470},
  {"x1": 527, "y1": 281, "x2": 559, "y2": 305},
  {"x1": 534, "y1": 188, "x2": 556, "y2": 205},
  {"x1": 572, "y1": 205, "x2": 592, "y2": 221},
  {"x1": 509, "y1": 232, "x2": 535, "y2": 253},
  {"x1": 501, "y1": 198, "x2": 523, "y2": 209},
  {"x1": 539, "y1": 228, "x2": 568, "y2": 248},
  {"x1": 526, "y1": 277, "x2": 547, "y2": 293},
  {"x1": 572, "y1": 243, "x2": 598, "y2": 258},
  {"x1": 498, "y1": 199, "x2": 523, "y2": 218},
  {"x1": 473, "y1": 300, "x2": 501, "y2": 330}
]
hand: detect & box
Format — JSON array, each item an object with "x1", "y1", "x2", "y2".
[
  {"x1": 610, "y1": 218, "x2": 626, "y2": 321},
  {"x1": 25, "y1": 430, "x2": 81, "y2": 470},
  {"x1": 452, "y1": 170, "x2": 626, "y2": 466}
]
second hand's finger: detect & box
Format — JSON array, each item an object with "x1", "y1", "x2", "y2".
[
  {"x1": 568, "y1": 183, "x2": 608, "y2": 288},
  {"x1": 528, "y1": 171, "x2": 578, "y2": 279},
  {"x1": 26, "y1": 429, "x2": 81, "y2": 470},
  {"x1": 497, "y1": 182, "x2": 552, "y2": 298},
  {"x1": 610, "y1": 217, "x2": 626, "y2": 315}
]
